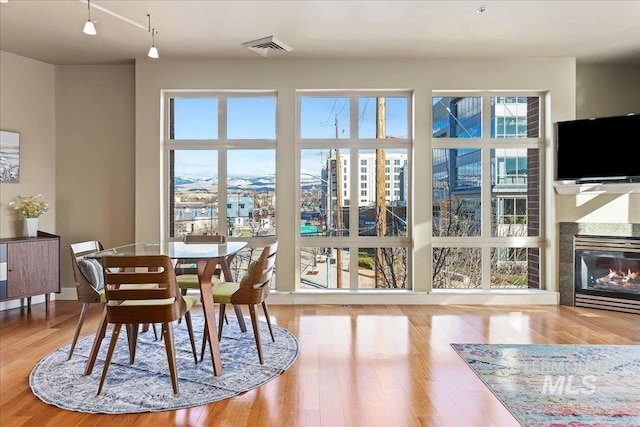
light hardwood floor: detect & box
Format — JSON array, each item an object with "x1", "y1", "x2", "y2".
[{"x1": 1, "y1": 301, "x2": 639, "y2": 426}]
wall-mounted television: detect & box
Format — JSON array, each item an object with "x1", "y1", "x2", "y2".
[{"x1": 555, "y1": 114, "x2": 640, "y2": 183}]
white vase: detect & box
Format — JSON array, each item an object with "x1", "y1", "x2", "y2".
[{"x1": 24, "y1": 218, "x2": 38, "y2": 237}]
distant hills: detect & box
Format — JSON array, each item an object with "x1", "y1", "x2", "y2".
[{"x1": 175, "y1": 174, "x2": 324, "y2": 193}]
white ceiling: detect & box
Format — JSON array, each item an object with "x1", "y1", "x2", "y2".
[{"x1": 1, "y1": 0, "x2": 639, "y2": 66}]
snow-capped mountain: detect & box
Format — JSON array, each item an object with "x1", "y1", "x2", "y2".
[{"x1": 175, "y1": 175, "x2": 277, "y2": 192}]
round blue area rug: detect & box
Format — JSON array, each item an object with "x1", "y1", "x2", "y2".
[{"x1": 30, "y1": 315, "x2": 299, "y2": 414}]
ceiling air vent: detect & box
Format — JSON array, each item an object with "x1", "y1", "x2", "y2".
[{"x1": 243, "y1": 36, "x2": 292, "y2": 57}]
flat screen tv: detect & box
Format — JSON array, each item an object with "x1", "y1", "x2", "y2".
[{"x1": 555, "y1": 114, "x2": 640, "y2": 183}]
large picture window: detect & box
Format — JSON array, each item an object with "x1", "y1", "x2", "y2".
[
  {"x1": 431, "y1": 93, "x2": 543, "y2": 290},
  {"x1": 298, "y1": 91, "x2": 412, "y2": 290},
  {"x1": 164, "y1": 93, "x2": 277, "y2": 240}
]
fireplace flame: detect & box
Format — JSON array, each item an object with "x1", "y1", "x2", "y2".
[{"x1": 600, "y1": 268, "x2": 640, "y2": 288}]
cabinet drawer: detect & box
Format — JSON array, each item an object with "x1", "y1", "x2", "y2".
[
  {"x1": 0, "y1": 235, "x2": 60, "y2": 303},
  {"x1": 7, "y1": 240, "x2": 59, "y2": 298}
]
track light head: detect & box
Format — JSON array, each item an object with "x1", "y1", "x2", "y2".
[
  {"x1": 83, "y1": 20, "x2": 97, "y2": 36},
  {"x1": 148, "y1": 45, "x2": 159, "y2": 59},
  {"x1": 147, "y1": 16, "x2": 159, "y2": 59},
  {"x1": 83, "y1": 0, "x2": 96, "y2": 35}
]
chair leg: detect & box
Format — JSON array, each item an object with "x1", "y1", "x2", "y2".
[
  {"x1": 261, "y1": 301, "x2": 275, "y2": 342},
  {"x1": 162, "y1": 322, "x2": 180, "y2": 394},
  {"x1": 248, "y1": 304, "x2": 264, "y2": 365},
  {"x1": 97, "y1": 324, "x2": 122, "y2": 395},
  {"x1": 67, "y1": 302, "x2": 90, "y2": 360},
  {"x1": 233, "y1": 304, "x2": 246, "y2": 332},
  {"x1": 126, "y1": 324, "x2": 139, "y2": 365},
  {"x1": 217, "y1": 303, "x2": 226, "y2": 341},
  {"x1": 149, "y1": 323, "x2": 157, "y2": 340},
  {"x1": 200, "y1": 318, "x2": 207, "y2": 363},
  {"x1": 183, "y1": 312, "x2": 198, "y2": 364},
  {"x1": 200, "y1": 304, "x2": 226, "y2": 362},
  {"x1": 178, "y1": 289, "x2": 188, "y2": 325}
]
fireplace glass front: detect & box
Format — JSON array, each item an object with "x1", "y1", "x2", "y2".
[{"x1": 574, "y1": 235, "x2": 640, "y2": 302}]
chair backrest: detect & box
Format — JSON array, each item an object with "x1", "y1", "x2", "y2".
[
  {"x1": 70, "y1": 240, "x2": 104, "y2": 303},
  {"x1": 101, "y1": 255, "x2": 187, "y2": 324},
  {"x1": 231, "y1": 241, "x2": 278, "y2": 305},
  {"x1": 179, "y1": 234, "x2": 229, "y2": 278},
  {"x1": 183, "y1": 234, "x2": 226, "y2": 244}
]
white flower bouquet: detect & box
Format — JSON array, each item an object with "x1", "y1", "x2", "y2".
[{"x1": 9, "y1": 194, "x2": 49, "y2": 218}]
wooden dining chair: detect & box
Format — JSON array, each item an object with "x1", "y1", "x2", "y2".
[
  {"x1": 68, "y1": 240, "x2": 105, "y2": 360},
  {"x1": 175, "y1": 234, "x2": 229, "y2": 296},
  {"x1": 177, "y1": 234, "x2": 242, "y2": 349},
  {"x1": 97, "y1": 255, "x2": 199, "y2": 395},
  {"x1": 203, "y1": 241, "x2": 278, "y2": 364},
  {"x1": 69, "y1": 241, "x2": 161, "y2": 361}
]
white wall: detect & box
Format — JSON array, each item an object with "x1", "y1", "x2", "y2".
[
  {"x1": 556, "y1": 64, "x2": 640, "y2": 225},
  {"x1": 0, "y1": 52, "x2": 56, "y2": 238},
  {"x1": 0, "y1": 51, "x2": 56, "y2": 310},
  {"x1": 134, "y1": 57, "x2": 576, "y2": 301},
  {"x1": 55, "y1": 65, "x2": 136, "y2": 290},
  {"x1": 576, "y1": 64, "x2": 640, "y2": 118},
  {"x1": 2, "y1": 50, "x2": 638, "y2": 308}
]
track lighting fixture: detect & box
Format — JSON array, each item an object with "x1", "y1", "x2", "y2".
[
  {"x1": 79, "y1": 1, "x2": 160, "y2": 58},
  {"x1": 83, "y1": 0, "x2": 97, "y2": 35},
  {"x1": 148, "y1": 29, "x2": 159, "y2": 58},
  {"x1": 147, "y1": 14, "x2": 159, "y2": 59},
  {"x1": 83, "y1": 0, "x2": 96, "y2": 35}
]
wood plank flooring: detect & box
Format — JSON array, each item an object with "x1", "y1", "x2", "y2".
[{"x1": 1, "y1": 301, "x2": 638, "y2": 426}]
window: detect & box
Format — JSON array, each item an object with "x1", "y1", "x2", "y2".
[
  {"x1": 165, "y1": 92, "x2": 277, "y2": 240},
  {"x1": 432, "y1": 96, "x2": 482, "y2": 138},
  {"x1": 432, "y1": 93, "x2": 542, "y2": 290},
  {"x1": 299, "y1": 92, "x2": 411, "y2": 290}
]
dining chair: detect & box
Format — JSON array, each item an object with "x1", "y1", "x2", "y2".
[
  {"x1": 69, "y1": 241, "x2": 161, "y2": 361},
  {"x1": 68, "y1": 240, "x2": 106, "y2": 360},
  {"x1": 97, "y1": 254, "x2": 199, "y2": 395},
  {"x1": 175, "y1": 234, "x2": 229, "y2": 296},
  {"x1": 203, "y1": 241, "x2": 278, "y2": 364}
]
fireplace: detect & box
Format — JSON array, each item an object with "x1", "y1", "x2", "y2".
[{"x1": 574, "y1": 235, "x2": 640, "y2": 314}]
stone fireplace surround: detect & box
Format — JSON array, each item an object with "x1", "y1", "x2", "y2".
[{"x1": 559, "y1": 222, "x2": 640, "y2": 306}]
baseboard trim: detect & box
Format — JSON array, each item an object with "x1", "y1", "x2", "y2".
[
  {"x1": 1, "y1": 288, "x2": 558, "y2": 312},
  {"x1": 267, "y1": 290, "x2": 559, "y2": 305}
]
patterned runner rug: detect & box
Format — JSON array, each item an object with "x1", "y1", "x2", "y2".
[
  {"x1": 30, "y1": 315, "x2": 299, "y2": 414},
  {"x1": 451, "y1": 343, "x2": 640, "y2": 426}
]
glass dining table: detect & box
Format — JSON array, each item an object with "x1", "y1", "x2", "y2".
[{"x1": 84, "y1": 241, "x2": 248, "y2": 377}]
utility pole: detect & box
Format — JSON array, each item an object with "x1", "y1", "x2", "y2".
[
  {"x1": 376, "y1": 97, "x2": 387, "y2": 287},
  {"x1": 335, "y1": 116, "x2": 343, "y2": 288}
]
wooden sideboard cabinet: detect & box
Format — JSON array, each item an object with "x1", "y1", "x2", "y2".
[{"x1": 0, "y1": 232, "x2": 60, "y2": 313}]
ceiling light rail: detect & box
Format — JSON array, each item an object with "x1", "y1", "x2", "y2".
[{"x1": 78, "y1": 0, "x2": 158, "y2": 58}]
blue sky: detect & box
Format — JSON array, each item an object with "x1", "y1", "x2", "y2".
[{"x1": 172, "y1": 96, "x2": 408, "y2": 179}]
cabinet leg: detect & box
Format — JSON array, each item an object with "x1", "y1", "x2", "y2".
[
  {"x1": 45, "y1": 294, "x2": 50, "y2": 312},
  {"x1": 27, "y1": 296, "x2": 32, "y2": 313}
]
